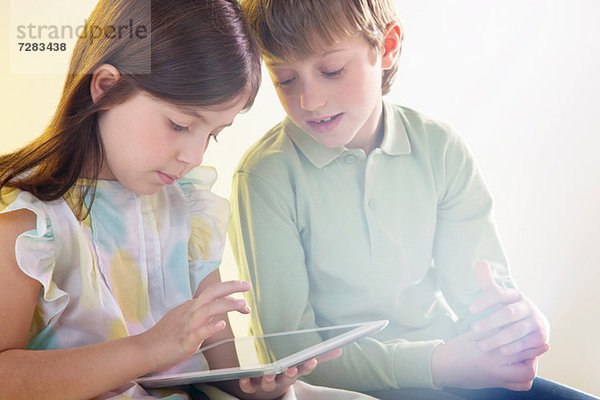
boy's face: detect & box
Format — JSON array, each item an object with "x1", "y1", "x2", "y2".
[{"x1": 265, "y1": 34, "x2": 385, "y2": 152}]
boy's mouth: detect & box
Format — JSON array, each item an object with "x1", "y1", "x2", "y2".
[
  {"x1": 306, "y1": 113, "x2": 343, "y2": 132},
  {"x1": 308, "y1": 113, "x2": 342, "y2": 124}
]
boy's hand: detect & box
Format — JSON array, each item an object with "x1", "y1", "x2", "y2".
[
  {"x1": 238, "y1": 349, "x2": 342, "y2": 397},
  {"x1": 431, "y1": 330, "x2": 544, "y2": 390},
  {"x1": 238, "y1": 359, "x2": 317, "y2": 396},
  {"x1": 469, "y1": 261, "x2": 550, "y2": 358},
  {"x1": 431, "y1": 260, "x2": 550, "y2": 390}
]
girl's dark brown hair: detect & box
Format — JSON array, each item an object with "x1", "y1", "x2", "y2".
[{"x1": 0, "y1": 0, "x2": 261, "y2": 217}]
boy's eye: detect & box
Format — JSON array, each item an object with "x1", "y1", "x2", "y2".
[
  {"x1": 275, "y1": 77, "x2": 295, "y2": 87},
  {"x1": 322, "y1": 67, "x2": 344, "y2": 78},
  {"x1": 209, "y1": 133, "x2": 219, "y2": 143},
  {"x1": 170, "y1": 120, "x2": 189, "y2": 132}
]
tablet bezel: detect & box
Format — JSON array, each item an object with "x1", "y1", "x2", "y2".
[{"x1": 135, "y1": 319, "x2": 388, "y2": 388}]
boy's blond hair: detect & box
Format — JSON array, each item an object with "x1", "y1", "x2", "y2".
[{"x1": 241, "y1": 0, "x2": 402, "y2": 95}]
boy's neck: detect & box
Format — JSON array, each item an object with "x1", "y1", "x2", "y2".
[{"x1": 346, "y1": 102, "x2": 385, "y2": 155}]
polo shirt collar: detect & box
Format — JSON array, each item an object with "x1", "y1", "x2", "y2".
[
  {"x1": 283, "y1": 118, "x2": 345, "y2": 169},
  {"x1": 283, "y1": 101, "x2": 411, "y2": 169},
  {"x1": 380, "y1": 101, "x2": 411, "y2": 156}
]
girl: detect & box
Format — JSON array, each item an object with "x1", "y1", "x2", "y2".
[{"x1": 0, "y1": 0, "x2": 317, "y2": 399}]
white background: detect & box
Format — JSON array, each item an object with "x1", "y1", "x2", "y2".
[{"x1": 1, "y1": 0, "x2": 599, "y2": 396}]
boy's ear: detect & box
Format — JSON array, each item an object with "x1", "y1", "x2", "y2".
[
  {"x1": 90, "y1": 63, "x2": 121, "y2": 105},
  {"x1": 381, "y1": 22, "x2": 403, "y2": 70}
]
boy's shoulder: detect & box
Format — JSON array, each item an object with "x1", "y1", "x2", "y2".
[
  {"x1": 387, "y1": 103, "x2": 460, "y2": 143},
  {"x1": 234, "y1": 119, "x2": 305, "y2": 178},
  {"x1": 386, "y1": 103, "x2": 473, "y2": 163}
]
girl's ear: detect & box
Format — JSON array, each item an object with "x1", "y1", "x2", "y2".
[
  {"x1": 381, "y1": 22, "x2": 403, "y2": 70},
  {"x1": 90, "y1": 64, "x2": 121, "y2": 104}
]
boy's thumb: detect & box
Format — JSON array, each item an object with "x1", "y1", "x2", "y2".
[{"x1": 475, "y1": 260, "x2": 495, "y2": 290}]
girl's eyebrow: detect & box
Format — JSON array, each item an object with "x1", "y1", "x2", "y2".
[
  {"x1": 156, "y1": 97, "x2": 206, "y2": 121},
  {"x1": 175, "y1": 105, "x2": 234, "y2": 130},
  {"x1": 177, "y1": 106, "x2": 205, "y2": 120}
]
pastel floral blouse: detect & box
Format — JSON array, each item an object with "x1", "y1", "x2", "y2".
[{"x1": 0, "y1": 167, "x2": 230, "y2": 399}]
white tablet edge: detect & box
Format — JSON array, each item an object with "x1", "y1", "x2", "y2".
[{"x1": 135, "y1": 319, "x2": 388, "y2": 388}]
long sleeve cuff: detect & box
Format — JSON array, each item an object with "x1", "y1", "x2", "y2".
[{"x1": 392, "y1": 339, "x2": 444, "y2": 388}]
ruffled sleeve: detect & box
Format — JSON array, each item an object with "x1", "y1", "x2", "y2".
[
  {"x1": 0, "y1": 189, "x2": 69, "y2": 339},
  {"x1": 177, "y1": 167, "x2": 230, "y2": 289}
]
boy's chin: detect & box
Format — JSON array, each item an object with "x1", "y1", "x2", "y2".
[{"x1": 308, "y1": 134, "x2": 342, "y2": 148}]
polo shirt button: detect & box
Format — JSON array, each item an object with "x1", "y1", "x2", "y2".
[
  {"x1": 368, "y1": 199, "x2": 376, "y2": 209},
  {"x1": 345, "y1": 155, "x2": 356, "y2": 164}
]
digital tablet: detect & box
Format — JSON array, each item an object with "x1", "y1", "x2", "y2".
[{"x1": 135, "y1": 319, "x2": 388, "y2": 388}]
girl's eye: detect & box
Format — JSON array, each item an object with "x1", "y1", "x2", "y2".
[
  {"x1": 170, "y1": 120, "x2": 189, "y2": 132},
  {"x1": 322, "y1": 67, "x2": 344, "y2": 78},
  {"x1": 208, "y1": 127, "x2": 225, "y2": 143}
]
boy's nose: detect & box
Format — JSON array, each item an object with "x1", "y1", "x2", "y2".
[{"x1": 299, "y1": 81, "x2": 326, "y2": 111}]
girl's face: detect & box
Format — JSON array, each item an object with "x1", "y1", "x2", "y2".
[{"x1": 96, "y1": 91, "x2": 245, "y2": 194}]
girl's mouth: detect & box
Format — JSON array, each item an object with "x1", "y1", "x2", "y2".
[{"x1": 158, "y1": 171, "x2": 176, "y2": 185}]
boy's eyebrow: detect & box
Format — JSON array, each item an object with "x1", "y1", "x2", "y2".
[
  {"x1": 265, "y1": 48, "x2": 348, "y2": 67},
  {"x1": 319, "y1": 48, "x2": 348, "y2": 57}
]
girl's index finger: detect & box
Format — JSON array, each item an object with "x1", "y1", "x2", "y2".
[{"x1": 194, "y1": 280, "x2": 251, "y2": 302}]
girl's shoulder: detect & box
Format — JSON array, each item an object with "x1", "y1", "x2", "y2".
[
  {"x1": 175, "y1": 167, "x2": 229, "y2": 284},
  {"x1": 0, "y1": 187, "x2": 55, "y2": 235},
  {"x1": 0, "y1": 187, "x2": 59, "y2": 293},
  {"x1": 176, "y1": 166, "x2": 229, "y2": 215},
  {"x1": 0, "y1": 206, "x2": 37, "y2": 246},
  {"x1": 0, "y1": 185, "x2": 61, "y2": 236},
  {"x1": 177, "y1": 166, "x2": 219, "y2": 191},
  {"x1": 0, "y1": 186, "x2": 72, "y2": 265},
  {"x1": 175, "y1": 166, "x2": 229, "y2": 222}
]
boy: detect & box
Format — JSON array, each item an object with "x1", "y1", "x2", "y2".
[{"x1": 229, "y1": 1, "x2": 589, "y2": 398}]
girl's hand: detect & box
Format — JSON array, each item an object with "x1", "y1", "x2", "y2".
[
  {"x1": 238, "y1": 349, "x2": 342, "y2": 398},
  {"x1": 138, "y1": 280, "x2": 251, "y2": 373},
  {"x1": 469, "y1": 261, "x2": 550, "y2": 358}
]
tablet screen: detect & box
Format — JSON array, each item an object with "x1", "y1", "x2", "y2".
[{"x1": 135, "y1": 320, "x2": 388, "y2": 388}]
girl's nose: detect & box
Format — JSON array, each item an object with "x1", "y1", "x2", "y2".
[{"x1": 177, "y1": 136, "x2": 207, "y2": 168}]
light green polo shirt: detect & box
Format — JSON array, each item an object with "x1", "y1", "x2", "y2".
[{"x1": 229, "y1": 102, "x2": 515, "y2": 391}]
